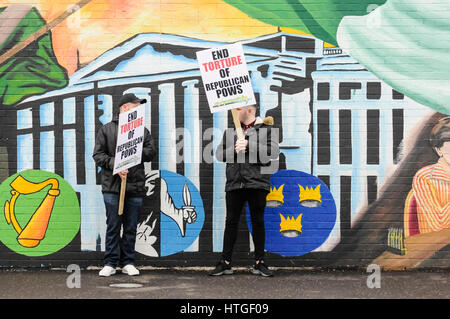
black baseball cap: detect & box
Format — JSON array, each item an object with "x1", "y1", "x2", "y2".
[{"x1": 118, "y1": 93, "x2": 147, "y2": 107}]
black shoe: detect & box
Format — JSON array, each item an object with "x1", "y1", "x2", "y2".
[
  {"x1": 209, "y1": 260, "x2": 233, "y2": 276},
  {"x1": 252, "y1": 261, "x2": 274, "y2": 277}
]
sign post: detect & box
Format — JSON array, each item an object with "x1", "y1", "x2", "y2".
[
  {"x1": 113, "y1": 104, "x2": 146, "y2": 215},
  {"x1": 231, "y1": 109, "x2": 244, "y2": 141},
  {"x1": 196, "y1": 42, "x2": 255, "y2": 141},
  {"x1": 118, "y1": 176, "x2": 127, "y2": 216}
]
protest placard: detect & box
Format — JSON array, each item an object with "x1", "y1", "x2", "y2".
[
  {"x1": 196, "y1": 42, "x2": 256, "y2": 114},
  {"x1": 113, "y1": 103, "x2": 146, "y2": 215},
  {"x1": 113, "y1": 104, "x2": 146, "y2": 175}
]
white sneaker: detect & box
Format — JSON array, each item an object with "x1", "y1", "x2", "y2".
[
  {"x1": 122, "y1": 264, "x2": 140, "y2": 276},
  {"x1": 99, "y1": 265, "x2": 116, "y2": 277}
]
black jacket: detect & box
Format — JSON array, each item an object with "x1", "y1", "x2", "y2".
[
  {"x1": 216, "y1": 116, "x2": 279, "y2": 192},
  {"x1": 93, "y1": 114, "x2": 156, "y2": 196}
]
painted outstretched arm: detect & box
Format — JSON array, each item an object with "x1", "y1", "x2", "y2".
[{"x1": 160, "y1": 178, "x2": 197, "y2": 237}]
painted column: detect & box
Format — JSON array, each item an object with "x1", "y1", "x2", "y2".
[
  {"x1": 351, "y1": 107, "x2": 368, "y2": 226},
  {"x1": 378, "y1": 108, "x2": 394, "y2": 187},
  {"x1": 158, "y1": 83, "x2": 176, "y2": 173},
  {"x1": 311, "y1": 78, "x2": 341, "y2": 252},
  {"x1": 81, "y1": 95, "x2": 106, "y2": 252},
  {"x1": 63, "y1": 97, "x2": 77, "y2": 185},
  {"x1": 182, "y1": 79, "x2": 200, "y2": 252},
  {"x1": 97, "y1": 94, "x2": 113, "y2": 126},
  {"x1": 212, "y1": 111, "x2": 227, "y2": 252},
  {"x1": 325, "y1": 78, "x2": 342, "y2": 250},
  {"x1": 280, "y1": 90, "x2": 312, "y2": 173},
  {"x1": 39, "y1": 102, "x2": 55, "y2": 173},
  {"x1": 17, "y1": 133, "x2": 33, "y2": 172}
]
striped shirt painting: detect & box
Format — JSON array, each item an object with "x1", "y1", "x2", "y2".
[{"x1": 412, "y1": 158, "x2": 450, "y2": 235}]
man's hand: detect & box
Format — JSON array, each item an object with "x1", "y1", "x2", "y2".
[
  {"x1": 118, "y1": 169, "x2": 128, "y2": 180},
  {"x1": 235, "y1": 139, "x2": 248, "y2": 153}
]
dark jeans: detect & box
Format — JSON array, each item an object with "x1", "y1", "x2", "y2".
[
  {"x1": 222, "y1": 188, "x2": 269, "y2": 263},
  {"x1": 103, "y1": 193, "x2": 143, "y2": 267}
]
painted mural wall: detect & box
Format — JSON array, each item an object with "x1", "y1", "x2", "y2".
[{"x1": 0, "y1": 0, "x2": 448, "y2": 269}]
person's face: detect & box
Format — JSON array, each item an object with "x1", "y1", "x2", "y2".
[
  {"x1": 435, "y1": 141, "x2": 450, "y2": 165},
  {"x1": 120, "y1": 101, "x2": 140, "y2": 113},
  {"x1": 236, "y1": 106, "x2": 255, "y2": 123}
]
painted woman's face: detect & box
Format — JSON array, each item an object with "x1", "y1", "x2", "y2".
[{"x1": 436, "y1": 141, "x2": 450, "y2": 165}]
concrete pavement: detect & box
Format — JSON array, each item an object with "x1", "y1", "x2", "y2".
[{"x1": 0, "y1": 267, "x2": 448, "y2": 299}]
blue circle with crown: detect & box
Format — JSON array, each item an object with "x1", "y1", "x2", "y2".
[{"x1": 246, "y1": 170, "x2": 337, "y2": 257}]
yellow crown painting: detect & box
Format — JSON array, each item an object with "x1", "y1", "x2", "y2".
[
  {"x1": 299, "y1": 185, "x2": 321, "y2": 207},
  {"x1": 279, "y1": 213, "x2": 302, "y2": 238},
  {"x1": 266, "y1": 184, "x2": 284, "y2": 207}
]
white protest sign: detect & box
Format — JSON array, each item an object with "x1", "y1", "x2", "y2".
[
  {"x1": 113, "y1": 104, "x2": 146, "y2": 175},
  {"x1": 196, "y1": 42, "x2": 256, "y2": 113}
]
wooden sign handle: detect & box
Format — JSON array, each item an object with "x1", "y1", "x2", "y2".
[
  {"x1": 118, "y1": 175, "x2": 127, "y2": 216},
  {"x1": 231, "y1": 108, "x2": 244, "y2": 140}
]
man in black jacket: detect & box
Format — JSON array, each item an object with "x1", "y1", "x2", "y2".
[
  {"x1": 210, "y1": 104, "x2": 279, "y2": 277},
  {"x1": 93, "y1": 93, "x2": 156, "y2": 277}
]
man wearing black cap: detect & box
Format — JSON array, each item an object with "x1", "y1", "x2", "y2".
[{"x1": 93, "y1": 93, "x2": 156, "y2": 277}]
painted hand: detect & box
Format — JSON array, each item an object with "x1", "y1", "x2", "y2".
[{"x1": 182, "y1": 207, "x2": 197, "y2": 224}]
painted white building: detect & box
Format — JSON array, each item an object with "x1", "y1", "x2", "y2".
[
  {"x1": 311, "y1": 48, "x2": 432, "y2": 250},
  {"x1": 15, "y1": 32, "x2": 324, "y2": 254},
  {"x1": 14, "y1": 32, "x2": 431, "y2": 257}
]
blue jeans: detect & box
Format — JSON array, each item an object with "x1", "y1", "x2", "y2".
[{"x1": 103, "y1": 193, "x2": 143, "y2": 267}]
